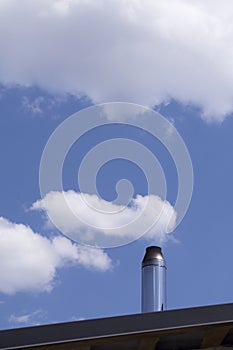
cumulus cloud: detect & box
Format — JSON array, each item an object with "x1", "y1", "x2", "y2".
[
  {"x1": 0, "y1": 0, "x2": 233, "y2": 121},
  {"x1": 31, "y1": 190, "x2": 176, "y2": 247},
  {"x1": 0, "y1": 217, "x2": 111, "y2": 295}
]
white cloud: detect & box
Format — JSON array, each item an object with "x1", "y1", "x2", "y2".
[
  {"x1": 0, "y1": 217, "x2": 112, "y2": 295},
  {"x1": 21, "y1": 93, "x2": 71, "y2": 117},
  {"x1": 22, "y1": 96, "x2": 45, "y2": 115},
  {"x1": 9, "y1": 309, "x2": 46, "y2": 325},
  {"x1": 31, "y1": 190, "x2": 176, "y2": 247},
  {"x1": 0, "y1": 1, "x2": 233, "y2": 121}
]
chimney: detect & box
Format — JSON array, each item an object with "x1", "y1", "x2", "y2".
[{"x1": 141, "y1": 246, "x2": 167, "y2": 313}]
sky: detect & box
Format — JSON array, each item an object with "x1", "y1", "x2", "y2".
[{"x1": 1, "y1": 0, "x2": 233, "y2": 329}]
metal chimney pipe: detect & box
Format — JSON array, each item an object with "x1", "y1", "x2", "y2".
[{"x1": 141, "y1": 246, "x2": 167, "y2": 313}]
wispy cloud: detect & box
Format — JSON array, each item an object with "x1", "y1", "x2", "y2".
[
  {"x1": 22, "y1": 96, "x2": 45, "y2": 115},
  {"x1": 9, "y1": 309, "x2": 46, "y2": 326},
  {"x1": 0, "y1": 1, "x2": 232, "y2": 121},
  {"x1": 21, "y1": 93, "x2": 72, "y2": 118},
  {"x1": 0, "y1": 217, "x2": 112, "y2": 295}
]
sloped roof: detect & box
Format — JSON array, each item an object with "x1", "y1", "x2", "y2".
[{"x1": 1, "y1": 303, "x2": 233, "y2": 349}]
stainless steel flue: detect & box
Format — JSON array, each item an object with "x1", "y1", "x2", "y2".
[{"x1": 141, "y1": 246, "x2": 166, "y2": 313}]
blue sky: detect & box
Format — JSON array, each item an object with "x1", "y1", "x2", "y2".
[{"x1": 1, "y1": 0, "x2": 233, "y2": 329}]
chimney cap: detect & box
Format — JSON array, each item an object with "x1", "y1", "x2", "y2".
[{"x1": 142, "y1": 246, "x2": 165, "y2": 264}]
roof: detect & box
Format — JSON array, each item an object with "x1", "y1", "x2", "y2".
[{"x1": 1, "y1": 303, "x2": 233, "y2": 349}]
